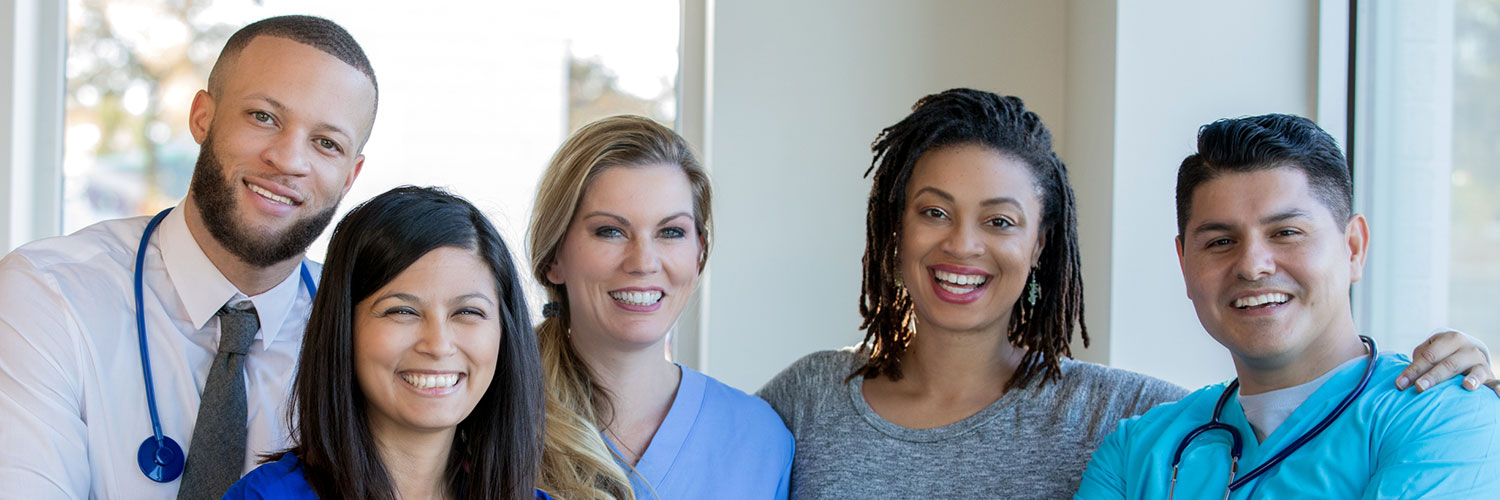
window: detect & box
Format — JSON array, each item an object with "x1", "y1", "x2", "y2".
[
  {"x1": 1351, "y1": 0, "x2": 1500, "y2": 355},
  {"x1": 62, "y1": 0, "x2": 680, "y2": 267}
]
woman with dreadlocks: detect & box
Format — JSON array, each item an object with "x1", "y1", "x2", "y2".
[
  {"x1": 757, "y1": 88, "x2": 1180, "y2": 498},
  {"x1": 755, "y1": 88, "x2": 1496, "y2": 498}
]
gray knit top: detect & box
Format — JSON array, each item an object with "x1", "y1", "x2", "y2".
[{"x1": 757, "y1": 348, "x2": 1187, "y2": 499}]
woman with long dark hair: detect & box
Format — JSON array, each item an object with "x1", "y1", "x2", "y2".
[{"x1": 224, "y1": 186, "x2": 548, "y2": 499}]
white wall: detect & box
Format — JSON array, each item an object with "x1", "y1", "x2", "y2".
[
  {"x1": 1100, "y1": 0, "x2": 1321, "y2": 389},
  {"x1": 700, "y1": 0, "x2": 1326, "y2": 392},
  {"x1": 702, "y1": 0, "x2": 1069, "y2": 392},
  {"x1": 0, "y1": 0, "x2": 63, "y2": 252}
]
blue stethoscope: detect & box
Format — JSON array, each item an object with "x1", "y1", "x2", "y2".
[
  {"x1": 132, "y1": 207, "x2": 315, "y2": 482},
  {"x1": 1168, "y1": 335, "x2": 1377, "y2": 499}
]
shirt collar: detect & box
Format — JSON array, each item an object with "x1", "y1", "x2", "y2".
[{"x1": 157, "y1": 203, "x2": 306, "y2": 348}]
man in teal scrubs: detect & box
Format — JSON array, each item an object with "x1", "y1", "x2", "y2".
[{"x1": 1075, "y1": 114, "x2": 1500, "y2": 499}]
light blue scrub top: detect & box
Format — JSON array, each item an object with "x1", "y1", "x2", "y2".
[
  {"x1": 607, "y1": 364, "x2": 794, "y2": 499},
  {"x1": 1075, "y1": 352, "x2": 1500, "y2": 499}
]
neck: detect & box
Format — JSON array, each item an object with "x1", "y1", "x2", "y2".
[
  {"x1": 570, "y1": 330, "x2": 680, "y2": 426},
  {"x1": 370, "y1": 420, "x2": 454, "y2": 500},
  {"x1": 1234, "y1": 319, "x2": 1366, "y2": 396},
  {"x1": 181, "y1": 196, "x2": 302, "y2": 296},
  {"x1": 898, "y1": 319, "x2": 1029, "y2": 397}
]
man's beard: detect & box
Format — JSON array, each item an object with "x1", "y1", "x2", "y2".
[{"x1": 189, "y1": 131, "x2": 339, "y2": 268}]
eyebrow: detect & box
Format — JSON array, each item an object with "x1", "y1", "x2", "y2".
[
  {"x1": 581, "y1": 211, "x2": 696, "y2": 228},
  {"x1": 373, "y1": 292, "x2": 496, "y2": 306},
  {"x1": 247, "y1": 93, "x2": 354, "y2": 142},
  {"x1": 911, "y1": 186, "x2": 1025, "y2": 210},
  {"x1": 1191, "y1": 208, "x2": 1312, "y2": 235}
]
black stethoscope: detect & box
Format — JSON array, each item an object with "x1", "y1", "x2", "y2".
[
  {"x1": 132, "y1": 207, "x2": 315, "y2": 482},
  {"x1": 1168, "y1": 335, "x2": 1377, "y2": 499}
]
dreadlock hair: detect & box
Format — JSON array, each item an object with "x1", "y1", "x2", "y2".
[{"x1": 853, "y1": 88, "x2": 1088, "y2": 391}]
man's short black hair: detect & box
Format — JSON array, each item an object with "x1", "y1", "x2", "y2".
[
  {"x1": 206, "y1": 15, "x2": 378, "y2": 145},
  {"x1": 1175, "y1": 113, "x2": 1352, "y2": 235}
]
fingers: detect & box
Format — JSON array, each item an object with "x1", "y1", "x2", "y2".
[
  {"x1": 1398, "y1": 332, "x2": 1463, "y2": 391},
  {"x1": 1486, "y1": 379, "x2": 1500, "y2": 398}
]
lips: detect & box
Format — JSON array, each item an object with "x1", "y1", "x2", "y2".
[
  {"x1": 928, "y1": 265, "x2": 993, "y2": 304},
  {"x1": 243, "y1": 178, "x2": 303, "y2": 207},
  {"x1": 609, "y1": 287, "x2": 665, "y2": 312},
  {"x1": 399, "y1": 371, "x2": 464, "y2": 392},
  {"x1": 1231, "y1": 292, "x2": 1292, "y2": 310}
]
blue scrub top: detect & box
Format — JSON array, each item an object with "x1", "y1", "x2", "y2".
[
  {"x1": 606, "y1": 364, "x2": 794, "y2": 499},
  {"x1": 222, "y1": 453, "x2": 553, "y2": 499},
  {"x1": 1075, "y1": 352, "x2": 1500, "y2": 499}
]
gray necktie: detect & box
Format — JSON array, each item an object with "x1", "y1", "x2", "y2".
[{"x1": 177, "y1": 301, "x2": 259, "y2": 500}]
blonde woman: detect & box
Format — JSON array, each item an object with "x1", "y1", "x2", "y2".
[{"x1": 529, "y1": 115, "x2": 793, "y2": 499}]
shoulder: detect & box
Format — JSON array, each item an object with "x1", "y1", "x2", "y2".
[
  {"x1": 757, "y1": 348, "x2": 862, "y2": 409},
  {"x1": 758, "y1": 348, "x2": 863, "y2": 396},
  {"x1": 224, "y1": 454, "x2": 317, "y2": 499},
  {"x1": 1365, "y1": 352, "x2": 1500, "y2": 429},
  {"x1": 1108, "y1": 380, "x2": 1228, "y2": 442},
  {"x1": 2, "y1": 216, "x2": 146, "y2": 273},
  {"x1": 1056, "y1": 358, "x2": 1190, "y2": 408},
  {"x1": 692, "y1": 368, "x2": 794, "y2": 447}
]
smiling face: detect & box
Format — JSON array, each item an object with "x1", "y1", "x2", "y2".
[
  {"x1": 545, "y1": 164, "x2": 703, "y2": 351},
  {"x1": 900, "y1": 144, "x2": 1045, "y2": 336},
  {"x1": 1176, "y1": 167, "x2": 1368, "y2": 369},
  {"x1": 354, "y1": 246, "x2": 501, "y2": 437},
  {"x1": 186, "y1": 35, "x2": 373, "y2": 267}
]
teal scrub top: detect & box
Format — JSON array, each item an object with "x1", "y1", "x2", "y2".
[
  {"x1": 606, "y1": 364, "x2": 794, "y2": 499},
  {"x1": 1075, "y1": 352, "x2": 1500, "y2": 499}
]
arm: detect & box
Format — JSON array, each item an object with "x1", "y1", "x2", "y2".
[
  {"x1": 1399, "y1": 329, "x2": 1498, "y2": 397},
  {"x1": 0, "y1": 256, "x2": 91, "y2": 499},
  {"x1": 1073, "y1": 420, "x2": 1130, "y2": 500},
  {"x1": 1362, "y1": 388, "x2": 1500, "y2": 499}
]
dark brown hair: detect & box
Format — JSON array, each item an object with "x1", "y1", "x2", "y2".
[
  {"x1": 281, "y1": 186, "x2": 544, "y2": 500},
  {"x1": 854, "y1": 88, "x2": 1087, "y2": 391}
]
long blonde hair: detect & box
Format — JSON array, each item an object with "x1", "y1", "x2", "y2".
[{"x1": 529, "y1": 115, "x2": 712, "y2": 499}]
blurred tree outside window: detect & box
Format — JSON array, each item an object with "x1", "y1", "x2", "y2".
[{"x1": 62, "y1": 0, "x2": 680, "y2": 273}]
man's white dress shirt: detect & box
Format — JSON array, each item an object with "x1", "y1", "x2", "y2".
[{"x1": 0, "y1": 206, "x2": 316, "y2": 499}]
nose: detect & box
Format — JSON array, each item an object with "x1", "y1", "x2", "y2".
[
  {"x1": 623, "y1": 236, "x2": 663, "y2": 276},
  {"x1": 414, "y1": 318, "x2": 459, "y2": 358},
  {"x1": 1233, "y1": 237, "x2": 1277, "y2": 282},
  {"x1": 940, "y1": 223, "x2": 983, "y2": 259},
  {"x1": 259, "y1": 131, "x2": 313, "y2": 176}
]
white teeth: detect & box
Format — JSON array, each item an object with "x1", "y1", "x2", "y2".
[
  {"x1": 1233, "y1": 293, "x2": 1290, "y2": 309},
  {"x1": 247, "y1": 184, "x2": 294, "y2": 205},
  {"x1": 938, "y1": 282, "x2": 974, "y2": 295},
  {"x1": 400, "y1": 373, "x2": 460, "y2": 390},
  {"x1": 933, "y1": 270, "x2": 989, "y2": 287},
  {"x1": 609, "y1": 290, "x2": 663, "y2": 306}
]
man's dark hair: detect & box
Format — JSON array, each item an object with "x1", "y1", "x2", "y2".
[
  {"x1": 855, "y1": 88, "x2": 1087, "y2": 391},
  {"x1": 280, "y1": 186, "x2": 544, "y2": 500},
  {"x1": 207, "y1": 15, "x2": 378, "y2": 145},
  {"x1": 1176, "y1": 113, "x2": 1352, "y2": 235}
]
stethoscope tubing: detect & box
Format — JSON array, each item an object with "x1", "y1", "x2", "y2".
[
  {"x1": 1170, "y1": 335, "x2": 1378, "y2": 494},
  {"x1": 131, "y1": 207, "x2": 315, "y2": 481}
]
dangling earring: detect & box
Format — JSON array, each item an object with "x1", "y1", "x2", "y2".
[
  {"x1": 1017, "y1": 266, "x2": 1040, "y2": 329},
  {"x1": 1027, "y1": 267, "x2": 1040, "y2": 306}
]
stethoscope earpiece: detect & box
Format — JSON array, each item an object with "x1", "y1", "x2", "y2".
[{"x1": 136, "y1": 435, "x2": 184, "y2": 483}]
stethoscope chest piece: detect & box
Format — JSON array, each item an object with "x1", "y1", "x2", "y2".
[{"x1": 137, "y1": 435, "x2": 184, "y2": 482}]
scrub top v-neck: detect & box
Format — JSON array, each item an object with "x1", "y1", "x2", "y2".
[{"x1": 605, "y1": 364, "x2": 793, "y2": 499}]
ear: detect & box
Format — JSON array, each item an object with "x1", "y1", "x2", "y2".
[
  {"x1": 1030, "y1": 229, "x2": 1047, "y2": 267},
  {"x1": 1175, "y1": 235, "x2": 1189, "y2": 298},
  {"x1": 188, "y1": 90, "x2": 215, "y2": 144},
  {"x1": 341, "y1": 154, "x2": 365, "y2": 197},
  {"x1": 543, "y1": 260, "x2": 565, "y2": 286},
  {"x1": 1345, "y1": 214, "x2": 1370, "y2": 283}
]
